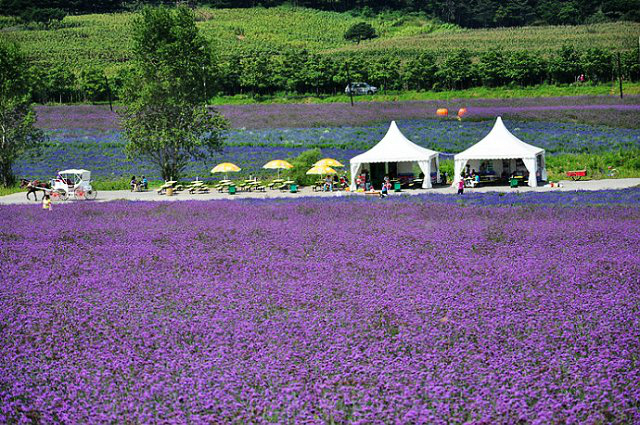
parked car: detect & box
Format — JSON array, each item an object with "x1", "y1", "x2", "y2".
[{"x1": 345, "y1": 82, "x2": 377, "y2": 95}]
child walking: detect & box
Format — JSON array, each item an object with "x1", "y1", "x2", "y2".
[
  {"x1": 42, "y1": 194, "x2": 52, "y2": 211},
  {"x1": 457, "y1": 179, "x2": 464, "y2": 195}
]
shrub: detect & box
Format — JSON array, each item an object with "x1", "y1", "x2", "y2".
[
  {"x1": 285, "y1": 148, "x2": 323, "y2": 186},
  {"x1": 344, "y1": 22, "x2": 377, "y2": 44}
]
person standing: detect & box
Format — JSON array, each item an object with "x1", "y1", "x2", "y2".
[
  {"x1": 42, "y1": 194, "x2": 52, "y2": 211},
  {"x1": 457, "y1": 178, "x2": 464, "y2": 195}
]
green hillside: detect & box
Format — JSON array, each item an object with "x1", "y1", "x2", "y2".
[{"x1": 2, "y1": 6, "x2": 638, "y2": 72}]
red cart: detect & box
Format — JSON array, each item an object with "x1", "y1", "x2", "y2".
[{"x1": 566, "y1": 169, "x2": 587, "y2": 180}]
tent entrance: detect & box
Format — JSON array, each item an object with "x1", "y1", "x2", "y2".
[
  {"x1": 370, "y1": 163, "x2": 386, "y2": 188},
  {"x1": 370, "y1": 162, "x2": 398, "y2": 188}
]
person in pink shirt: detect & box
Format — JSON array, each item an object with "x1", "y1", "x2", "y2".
[{"x1": 457, "y1": 178, "x2": 464, "y2": 195}]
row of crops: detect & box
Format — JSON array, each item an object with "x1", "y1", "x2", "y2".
[{"x1": 2, "y1": 7, "x2": 638, "y2": 72}]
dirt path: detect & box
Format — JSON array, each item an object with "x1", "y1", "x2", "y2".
[{"x1": 2, "y1": 178, "x2": 638, "y2": 206}]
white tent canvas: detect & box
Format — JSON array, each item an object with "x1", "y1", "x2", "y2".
[
  {"x1": 350, "y1": 121, "x2": 440, "y2": 190},
  {"x1": 453, "y1": 117, "x2": 547, "y2": 187}
]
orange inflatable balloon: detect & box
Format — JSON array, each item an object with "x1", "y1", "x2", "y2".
[
  {"x1": 436, "y1": 108, "x2": 448, "y2": 117},
  {"x1": 457, "y1": 107, "x2": 468, "y2": 118}
]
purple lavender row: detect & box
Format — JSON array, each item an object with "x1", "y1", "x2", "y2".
[{"x1": 34, "y1": 96, "x2": 640, "y2": 130}]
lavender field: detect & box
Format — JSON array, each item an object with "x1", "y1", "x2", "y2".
[
  {"x1": 33, "y1": 96, "x2": 640, "y2": 130},
  {"x1": 1, "y1": 193, "x2": 639, "y2": 423},
  {"x1": 15, "y1": 119, "x2": 640, "y2": 181}
]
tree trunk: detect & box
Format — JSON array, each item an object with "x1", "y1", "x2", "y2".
[{"x1": 0, "y1": 160, "x2": 16, "y2": 187}]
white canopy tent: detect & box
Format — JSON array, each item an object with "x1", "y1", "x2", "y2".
[
  {"x1": 453, "y1": 117, "x2": 547, "y2": 188},
  {"x1": 350, "y1": 121, "x2": 440, "y2": 190}
]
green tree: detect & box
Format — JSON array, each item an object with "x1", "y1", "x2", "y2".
[
  {"x1": 507, "y1": 51, "x2": 547, "y2": 86},
  {"x1": 303, "y1": 53, "x2": 336, "y2": 95},
  {"x1": 403, "y1": 52, "x2": 438, "y2": 90},
  {"x1": 20, "y1": 7, "x2": 66, "y2": 27},
  {"x1": 549, "y1": 45, "x2": 581, "y2": 84},
  {"x1": 435, "y1": 49, "x2": 476, "y2": 90},
  {"x1": 344, "y1": 22, "x2": 377, "y2": 44},
  {"x1": 239, "y1": 50, "x2": 275, "y2": 95},
  {"x1": 27, "y1": 65, "x2": 48, "y2": 103},
  {"x1": 580, "y1": 48, "x2": 613, "y2": 82},
  {"x1": 478, "y1": 49, "x2": 509, "y2": 87},
  {"x1": 48, "y1": 64, "x2": 76, "y2": 103},
  {"x1": 536, "y1": 0, "x2": 581, "y2": 25},
  {"x1": 120, "y1": 6, "x2": 228, "y2": 181},
  {"x1": 0, "y1": 41, "x2": 44, "y2": 186},
  {"x1": 78, "y1": 66, "x2": 108, "y2": 102},
  {"x1": 285, "y1": 148, "x2": 322, "y2": 186},
  {"x1": 493, "y1": 0, "x2": 534, "y2": 26}
]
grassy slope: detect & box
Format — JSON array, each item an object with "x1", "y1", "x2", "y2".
[
  {"x1": 2, "y1": 6, "x2": 638, "y2": 72},
  {"x1": 334, "y1": 21, "x2": 640, "y2": 55}
]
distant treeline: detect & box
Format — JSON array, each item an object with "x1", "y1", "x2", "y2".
[
  {"x1": 28, "y1": 46, "x2": 640, "y2": 103},
  {"x1": 2, "y1": 0, "x2": 639, "y2": 27}
]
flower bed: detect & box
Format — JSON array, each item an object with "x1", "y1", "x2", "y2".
[
  {"x1": 15, "y1": 118, "x2": 640, "y2": 180},
  {"x1": 1, "y1": 196, "x2": 639, "y2": 423}
]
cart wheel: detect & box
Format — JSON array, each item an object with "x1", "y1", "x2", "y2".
[
  {"x1": 74, "y1": 187, "x2": 86, "y2": 200},
  {"x1": 85, "y1": 189, "x2": 97, "y2": 200},
  {"x1": 58, "y1": 190, "x2": 69, "y2": 201}
]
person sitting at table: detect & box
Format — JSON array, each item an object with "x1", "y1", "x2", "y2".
[
  {"x1": 130, "y1": 176, "x2": 138, "y2": 192},
  {"x1": 324, "y1": 175, "x2": 333, "y2": 192},
  {"x1": 141, "y1": 175, "x2": 148, "y2": 190},
  {"x1": 339, "y1": 174, "x2": 348, "y2": 189},
  {"x1": 475, "y1": 173, "x2": 480, "y2": 184}
]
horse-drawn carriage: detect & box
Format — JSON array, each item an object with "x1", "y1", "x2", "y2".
[
  {"x1": 50, "y1": 169, "x2": 97, "y2": 201},
  {"x1": 22, "y1": 169, "x2": 97, "y2": 201}
]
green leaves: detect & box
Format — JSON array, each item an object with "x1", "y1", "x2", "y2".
[
  {"x1": 120, "y1": 7, "x2": 228, "y2": 181},
  {"x1": 0, "y1": 40, "x2": 44, "y2": 186},
  {"x1": 344, "y1": 22, "x2": 377, "y2": 44}
]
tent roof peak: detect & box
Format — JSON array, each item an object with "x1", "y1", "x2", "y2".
[
  {"x1": 455, "y1": 116, "x2": 543, "y2": 161},
  {"x1": 350, "y1": 121, "x2": 439, "y2": 164}
]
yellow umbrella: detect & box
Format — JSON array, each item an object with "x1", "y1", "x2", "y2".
[
  {"x1": 211, "y1": 162, "x2": 241, "y2": 180},
  {"x1": 211, "y1": 162, "x2": 241, "y2": 173},
  {"x1": 314, "y1": 158, "x2": 344, "y2": 168},
  {"x1": 263, "y1": 159, "x2": 293, "y2": 178},
  {"x1": 263, "y1": 159, "x2": 293, "y2": 170},
  {"x1": 306, "y1": 165, "x2": 337, "y2": 175}
]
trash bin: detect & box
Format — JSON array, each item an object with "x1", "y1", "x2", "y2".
[
  {"x1": 510, "y1": 178, "x2": 518, "y2": 188},
  {"x1": 166, "y1": 187, "x2": 174, "y2": 196},
  {"x1": 394, "y1": 182, "x2": 402, "y2": 192},
  {"x1": 290, "y1": 184, "x2": 297, "y2": 193},
  {"x1": 228, "y1": 185, "x2": 236, "y2": 195}
]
